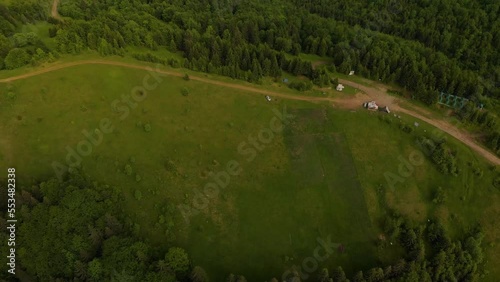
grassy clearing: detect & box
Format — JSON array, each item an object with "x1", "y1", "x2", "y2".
[
  {"x1": 0, "y1": 62, "x2": 498, "y2": 280},
  {"x1": 17, "y1": 21, "x2": 57, "y2": 50},
  {"x1": 0, "y1": 64, "x2": 381, "y2": 280}
]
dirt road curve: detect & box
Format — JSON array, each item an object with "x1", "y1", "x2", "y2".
[
  {"x1": 0, "y1": 60, "x2": 333, "y2": 103},
  {"x1": 0, "y1": 60, "x2": 498, "y2": 165},
  {"x1": 339, "y1": 79, "x2": 500, "y2": 165}
]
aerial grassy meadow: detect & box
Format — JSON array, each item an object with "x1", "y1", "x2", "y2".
[
  {"x1": 0, "y1": 64, "x2": 380, "y2": 280},
  {"x1": 0, "y1": 63, "x2": 499, "y2": 280}
]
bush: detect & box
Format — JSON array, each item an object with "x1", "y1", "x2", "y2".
[
  {"x1": 432, "y1": 187, "x2": 447, "y2": 204},
  {"x1": 399, "y1": 123, "x2": 414, "y2": 133},
  {"x1": 47, "y1": 16, "x2": 61, "y2": 25},
  {"x1": 326, "y1": 64, "x2": 337, "y2": 73},
  {"x1": 48, "y1": 27, "x2": 58, "y2": 38},
  {"x1": 135, "y1": 174, "x2": 142, "y2": 182},
  {"x1": 124, "y1": 164, "x2": 133, "y2": 176},
  {"x1": 183, "y1": 74, "x2": 190, "y2": 81},
  {"x1": 181, "y1": 87, "x2": 189, "y2": 96},
  {"x1": 144, "y1": 123, "x2": 152, "y2": 132},
  {"x1": 134, "y1": 190, "x2": 142, "y2": 200},
  {"x1": 165, "y1": 159, "x2": 177, "y2": 173},
  {"x1": 4, "y1": 48, "x2": 31, "y2": 69},
  {"x1": 471, "y1": 165, "x2": 483, "y2": 178},
  {"x1": 494, "y1": 175, "x2": 500, "y2": 189},
  {"x1": 168, "y1": 58, "x2": 180, "y2": 68},
  {"x1": 165, "y1": 247, "x2": 190, "y2": 274},
  {"x1": 312, "y1": 67, "x2": 330, "y2": 87},
  {"x1": 288, "y1": 81, "x2": 313, "y2": 91},
  {"x1": 378, "y1": 115, "x2": 392, "y2": 124},
  {"x1": 6, "y1": 92, "x2": 16, "y2": 100},
  {"x1": 431, "y1": 144, "x2": 459, "y2": 175},
  {"x1": 388, "y1": 89, "x2": 403, "y2": 96},
  {"x1": 131, "y1": 52, "x2": 167, "y2": 65},
  {"x1": 418, "y1": 136, "x2": 459, "y2": 175}
]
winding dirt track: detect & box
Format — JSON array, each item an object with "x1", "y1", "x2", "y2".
[
  {"x1": 51, "y1": 0, "x2": 61, "y2": 20},
  {"x1": 339, "y1": 79, "x2": 500, "y2": 165},
  {"x1": 1, "y1": 60, "x2": 498, "y2": 165},
  {"x1": 0, "y1": 60, "x2": 333, "y2": 102}
]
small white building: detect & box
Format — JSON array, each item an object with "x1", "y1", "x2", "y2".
[
  {"x1": 349, "y1": 71, "x2": 355, "y2": 76},
  {"x1": 336, "y1": 84, "x2": 345, "y2": 91}
]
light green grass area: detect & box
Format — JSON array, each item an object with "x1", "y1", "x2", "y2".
[
  {"x1": 0, "y1": 63, "x2": 498, "y2": 280},
  {"x1": 17, "y1": 21, "x2": 57, "y2": 50}
]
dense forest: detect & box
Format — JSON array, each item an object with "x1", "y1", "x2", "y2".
[
  {"x1": 0, "y1": 171, "x2": 206, "y2": 282},
  {"x1": 2, "y1": 0, "x2": 499, "y2": 98}
]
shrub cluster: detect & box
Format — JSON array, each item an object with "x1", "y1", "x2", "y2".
[
  {"x1": 288, "y1": 81, "x2": 313, "y2": 91},
  {"x1": 131, "y1": 52, "x2": 180, "y2": 68},
  {"x1": 418, "y1": 136, "x2": 459, "y2": 176}
]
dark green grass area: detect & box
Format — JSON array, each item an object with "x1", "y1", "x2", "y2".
[{"x1": 183, "y1": 109, "x2": 381, "y2": 281}]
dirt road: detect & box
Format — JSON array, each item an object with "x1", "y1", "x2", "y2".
[
  {"x1": 1, "y1": 60, "x2": 498, "y2": 165},
  {"x1": 339, "y1": 79, "x2": 500, "y2": 165},
  {"x1": 0, "y1": 60, "x2": 333, "y2": 103},
  {"x1": 51, "y1": 0, "x2": 61, "y2": 20}
]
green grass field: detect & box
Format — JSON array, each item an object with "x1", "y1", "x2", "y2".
[{"x1": 0, "y1": 62, "x2": 499, "y2": 280}]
